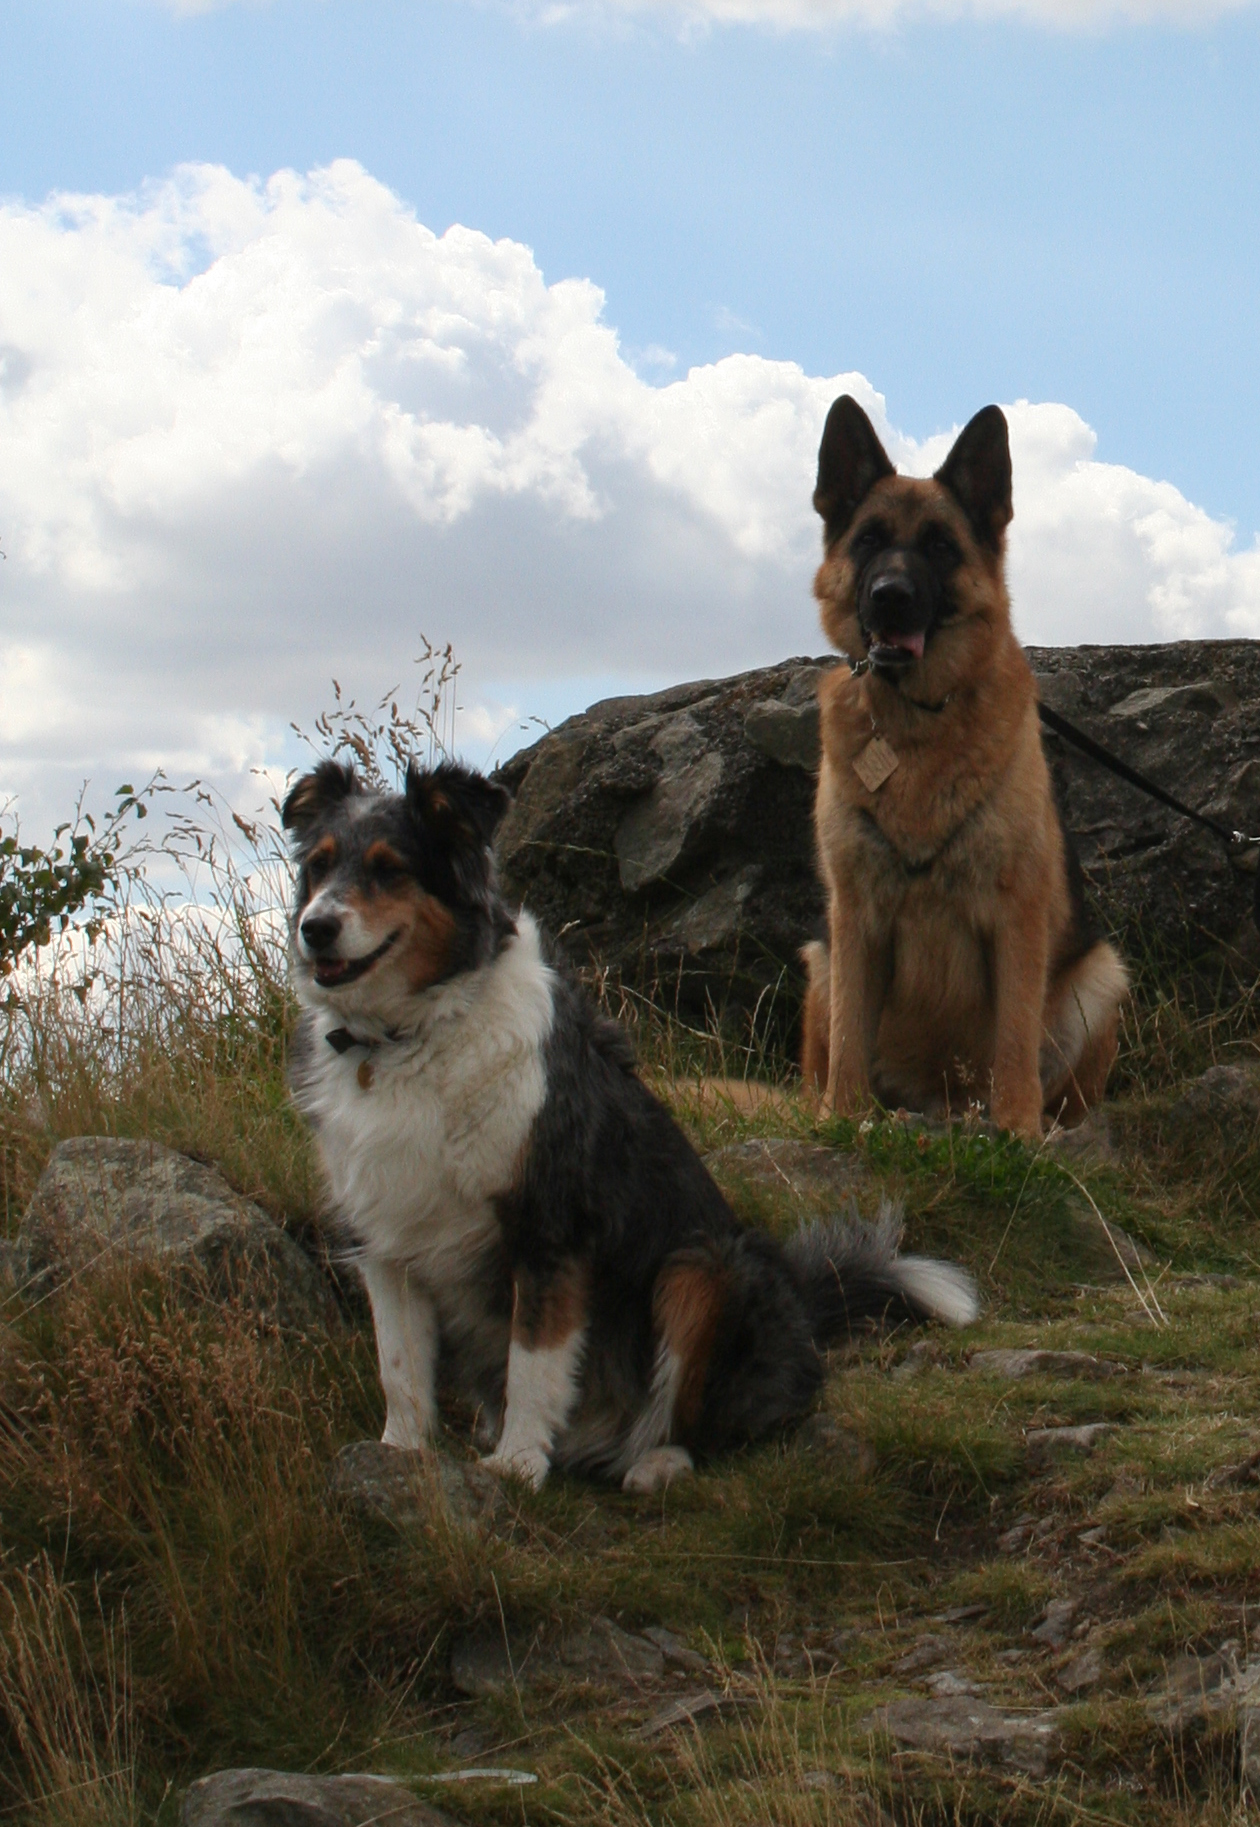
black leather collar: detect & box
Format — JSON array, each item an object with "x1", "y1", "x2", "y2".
[{"x1": 325, "y1": 1026, "x2": 393, "y2": 1055}]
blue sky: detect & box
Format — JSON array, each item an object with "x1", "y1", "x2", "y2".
[
  {"x1": 1, "y1": 0, "x2": 1258, "y2": 828},
  {"x1": 7, "y1": 0, "x2": 1259, "y2": 530}
]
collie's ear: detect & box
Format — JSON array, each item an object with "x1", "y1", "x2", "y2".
[
  {"x1": 282, "y1": 759, "x2": 360, "y2": 833},
  {"x1": 814, "y1": 395, "x2": 896, "y2": 547},
  {"x1": 405, "y1": 761, "x2": 511, "y2": 849},
  {"x1": 934, "y1": 405, "x2": 1012, "y2": 552}
]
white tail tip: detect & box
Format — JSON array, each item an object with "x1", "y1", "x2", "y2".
[{"x1": 893, "y1": 1256, "x2": 980, "y2": 1328}]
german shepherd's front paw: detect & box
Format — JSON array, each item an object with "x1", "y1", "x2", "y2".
[
  {"x1": 482, "y1": 1446, "x2": 551, "y2": 1490},
  {"x1": 990, "y1": 1096, "x2": 1044, "y2": 1143},
  {"x1": 822, "y1": 1077, "x2": 873, "y2": 1123}
]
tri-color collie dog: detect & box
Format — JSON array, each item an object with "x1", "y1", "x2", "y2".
[
  {"x1": 284, "y1": 758, "x2": 979, "y2": 1492},
  {"x1": 802, "y1": 396, "x2": 1129, "y2": 1142}
]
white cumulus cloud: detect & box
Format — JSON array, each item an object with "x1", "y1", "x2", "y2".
[{"x1": 1, "y1": 158, "x2": 1258, "y2": 833}]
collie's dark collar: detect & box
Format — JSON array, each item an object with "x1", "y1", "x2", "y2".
[{"x1": 325, "y1": 1026, "x2": 394, "y2": 1055}]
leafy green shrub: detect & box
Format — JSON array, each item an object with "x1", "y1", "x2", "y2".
[{"x1": 0, "y1": 786, "x2": 150, "y2": 980}]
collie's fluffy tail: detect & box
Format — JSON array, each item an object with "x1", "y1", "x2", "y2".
[{"x1": 784, "y1": 1200, "x2": 979, "y2": 1342}]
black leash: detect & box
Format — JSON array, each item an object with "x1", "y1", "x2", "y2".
[
  {"x1": 1038, "y1": 700, "x2": 1260, "y2": 933},
  {"x1": 1037, "y1": 703, "x2": 1260, "y2": 858}
]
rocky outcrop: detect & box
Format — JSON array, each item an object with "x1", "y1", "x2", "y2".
[
  {"x1": 14, "y1": 1137, "x2": 334, "y2": 1332},
  {"x1": 494, "y1": 659, "x2": 826, "y2": 1035},
  {"x1": 493, "y1": 641, "x2": 1260, "y2": 1030}
]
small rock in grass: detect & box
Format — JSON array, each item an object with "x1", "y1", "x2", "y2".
[
  {"x1": 859, "y1": 1695, "x2": 1064, "y2": 1778},
  {"x1": 635, "y1": 1690, "x2": 751, "y2": 1738},
  {"x1": 793, "y1": 1413, "x2": 877, "y2": 1474},
  {"x1": 824, "y1": 1627, "x2": 858, "y2": 1659},
  {"x1": 1043, "y1": 1110, "x2": 1118, "y2": 1166},
  {"x1": 894, "y1": 1634, "x2": 951, "y2": 1674},
  {"x1": 451, "y1": 1615, "x2": 663, "y2": 1697},
  {"x1": 1030, "y1": 1599, "x2": 1080, "y2": 1649},
  {"x1": 450, "y1": 1633, "x2": 533, "y2": 1698},
  {"x1": 927, "y1": 1669, "x2": 981, "y2": 1698},
  {"x1": 968, "y1": 1348, "x2": 1124, "y2": 1381},
  {"x1": 450, "y1": 1727, "x2": 494, "y2": 1759},
  {"x1": 996, "y1": 1524, "x2": 1034, "y2": 1555},
  {"x1": 892, "y1": 1340, "x2": 943, "y2": 1380},
  {"x1": 1167, "y1": 1064, "x2": 1260, "y2": 1132},
  {"x1": 801, "y1": 1771, "x2": 842, "y2": 1792},
  {"x1": 180, "y1": 1769, "x2": 452, "y2": 1826},
  {"x1": 641, "y1": 1626, "x2": 709, "y2": 1673},
  {"x1": 1056, "y1": 1645, "x2": 1105, "y2": 1692},
  {"x1": 555, "y1": 1617, "x2": 664, "y2": 1685},
  {"x1": 1206, "y1": 1447, "x2": 1260, "y2": 1489},
  {"x1": 705, "y1": 1139, "x2": 878, "y2": 1213},
  {"x1": 1146, "y1": 1647, "x2": 1244, "y2": 1728},
  {"x1": 1077, "y1": 1525, "x2": 1108, "y2": 1547},
  {"x1": 326, "y1": 1443, "x2": 505, "y2": 1533},
  {"x1": 927, "y1": 1604, "x2": 988, "y2": 1625},
  {"x1": 1026, "y1": 1423, "x2": 1115, "y2": 1468}
]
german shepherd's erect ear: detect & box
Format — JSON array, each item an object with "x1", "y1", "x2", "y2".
[
  {"x1": 282, "y1": 759, "x2": 361, "y2": 835},
  {"x1": 813, "y1": 396, "x2": 896, "y2": 548},
  {"x1": 934, "y1": 406, "x2": 1012, "y2": 553},
  {"x1": 405, "y1": 761, "x2": 511, "y2": 852}
]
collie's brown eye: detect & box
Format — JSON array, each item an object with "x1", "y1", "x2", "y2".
[
  {"x1": 305, "y1": 847, "x2": 334, "y2": 886},
  {"x1": 364, "y1": 843, "x2": 407, "y2": 881}
]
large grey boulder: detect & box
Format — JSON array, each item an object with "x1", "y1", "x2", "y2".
[
  {"x1": 16, "y1": 1137, "x2": 333, "y2": 1331},
  {"x1": 181, "y1": 1769, "x2": 453, "y2": 1826},
  {"x1": 493, "y1": 641, "x2": 1260, "y2": 1027},
  {"x1": 494, "y1": 659, "x2": 828, "y2": 1031}
]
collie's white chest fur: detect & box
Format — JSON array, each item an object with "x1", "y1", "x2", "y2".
[{"x1": 294, "y1": 915, "x2": 555, "y2": 1279}]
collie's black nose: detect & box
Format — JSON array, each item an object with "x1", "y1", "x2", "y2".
[{"x1": 300, "y1": 913, "x2": 342, "y2": 953}]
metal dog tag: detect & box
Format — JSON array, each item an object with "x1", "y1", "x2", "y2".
[{"x1": 853, "y1": 735, "x2": 900, "y2": 793}]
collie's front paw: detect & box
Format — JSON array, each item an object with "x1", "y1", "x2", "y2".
[
  {"x1": 622, "y1": 1446, "x2": 694, "y2": 1494},
  {"x1": 482, "y1": 1446, "x2": 550, "y2": 1490}
]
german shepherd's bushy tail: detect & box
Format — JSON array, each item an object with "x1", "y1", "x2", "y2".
[{"x1": 785, "y1": 1200, "x2": 980, "y2": 1343}]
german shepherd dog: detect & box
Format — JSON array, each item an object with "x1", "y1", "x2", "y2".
[
  {"x1": 284, "y1": 759, "x2": 978, "y2": 1492},
  {"x1": 800, "y1": 397, "x2": 1127, "y2": 1141}
]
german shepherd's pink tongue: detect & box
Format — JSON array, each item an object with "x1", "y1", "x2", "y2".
[{"x1": 882, "y1": 630, "x2": 925, "y2": 659}]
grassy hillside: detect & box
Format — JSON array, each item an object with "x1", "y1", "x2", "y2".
[{"x1": 1, "y1": 821, "x2": 1259, "y2": 1826}]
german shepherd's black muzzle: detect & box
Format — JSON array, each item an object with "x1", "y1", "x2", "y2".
[{"x1": 858, "y1": 552, "x2": 943, "y2": 681}]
